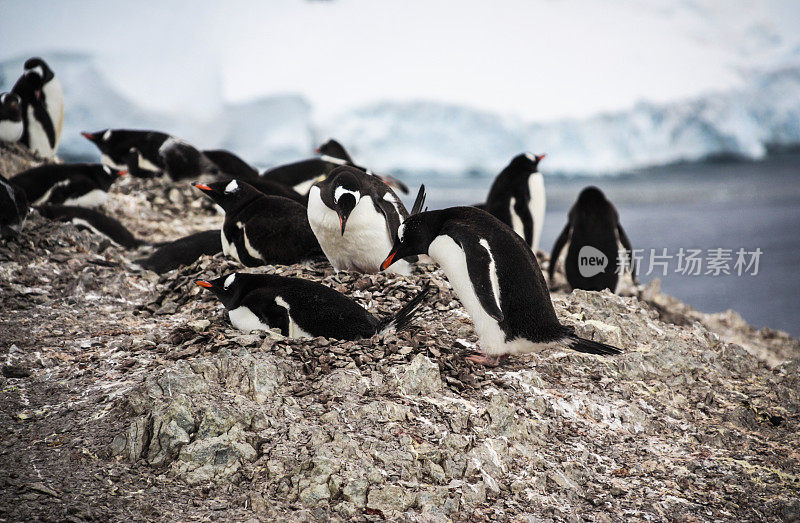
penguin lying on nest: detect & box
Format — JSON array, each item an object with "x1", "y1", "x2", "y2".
[{"x1": 196, "y1": 272, "x2": 429, "y2": 340}]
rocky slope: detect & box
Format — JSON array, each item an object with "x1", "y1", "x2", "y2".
[{"x1": 1, "y1": 144, "x2": 798, "y2": 521}]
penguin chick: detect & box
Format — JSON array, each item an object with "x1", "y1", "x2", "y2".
[
  {"x1": 195, "y1": 272, "x2": 429, "y2": 340},
  {"x1": 381, "y1": 199, "x2": 622, "y2": 366}
]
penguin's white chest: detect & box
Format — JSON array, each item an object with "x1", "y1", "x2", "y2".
[
  {"x1": 307, "y1": 188, "x2": 410, "y2": 275},
  {"x1": 274, "y1": 296, "x2": 313, "y2": 338},
  {"x1": 43, "y1": 79, "x2": 64, "y2": 148},
  {"x1": 228, "y1": 306, "x2": 270, "y2": 332},
  {"x1": 0, "y1": 120, "x2": 23, "y2": 143},
  {"x1": 63, "y1": 189, "x2": 108, "y2": 208},
  {"x1": 529, "y1": 172, "x2": 546, "y2": 251},
  {"x1": 429, "y1": 235, "x2": 542, "y2": 356},
  {"x1": 221, "y1": 228, "x2": 241, "y2": 263},
  {"x1": 25, "y1": 106, "x2": 55, "y2": 158}
]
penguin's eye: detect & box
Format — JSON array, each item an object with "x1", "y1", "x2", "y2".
[{"x1": 224, "y1": 180, "x2": 240, "y2": 194}]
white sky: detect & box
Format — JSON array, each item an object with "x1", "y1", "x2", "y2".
[{"x1": 2, "y1": 0, "x2": 799, "y2": 122}]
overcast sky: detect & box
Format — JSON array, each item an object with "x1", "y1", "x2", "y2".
[{"x1": 2, "y1": 0, "x2": 799, "y2": 122}]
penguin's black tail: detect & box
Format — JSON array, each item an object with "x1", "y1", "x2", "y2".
[
  {"x1": 375, "y1": 283, "x2": 430, "y2": 336},
  {"x1": 563, "y1": 332, "x2": 622, "y2": 355},
  {"x1": 376, "y1": 174, "x2": 410, "y2": 195}
]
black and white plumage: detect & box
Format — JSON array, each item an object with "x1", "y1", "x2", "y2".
[
  {"x1": 36, "y1": 204, "x2": 144, "y2": 249},
  {"x1": 195, "y1": 272, "x2": 429, "y2": 340},
  {"x1": 307, "y1": 165, "x2": 424, "y2": 275},
  {"x1": 11, "y1": 69, "x2": 56, "y2": 158},
  {"x1": 0, "y1": 173, "x2": 28, "y2": 240},
  {"x1": 11, "y1": 163, "x2": 125, "y2": 207},
  {"x1": 262, "y1": 138, "x2": 409, "y2": 196},
  {"x1": 0, "y1": 93, "x2": 24, "y2": 143},
  {"x1": 23, "y1": 58, "x2": 63, "y2": 153},
  {"x1": 549, "y1": 186, "x2": 635, "y2": 292},
  {"x1": 484, "y1": 153, "x2": 546, "y2": 251},
  {"x1": 380, "y1": 202, "x2": 622, "y2": 365},
  {"x1": 193, "y1": 179, "x2": 321, "y2": 267},
  {"x1": 81, "y1": 129, "x2": 219, "y2": 181},
  {"x1": 138, "y1": 230, "x2": 222, "y2": 274}
]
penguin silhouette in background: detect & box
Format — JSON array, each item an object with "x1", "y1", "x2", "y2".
[
  {"x1": 548, "y1": 186, "x2": 636, "y2": 293},
  {"x1": 0, "y1": 93, "x2": 24, "y2": 143},
  {"x1": 23, "y1": 58, "x2": 64, "y2": 152},
  {"x1": 11, "y1": 69, "x2": 56, "y2": 157}
]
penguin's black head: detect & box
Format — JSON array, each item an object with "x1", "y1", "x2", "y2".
[
  {"x1": 315, "y1": 138, "x2": 351, "y2": 162},
  {"x1": 509, "y1": 152, "x2": 546, "y2": 173},
  {"x1": 381, "y1": 212, "x2": 435, "y2": 271},
  {"x1": 192, "y1": 179, "x2": 259, "y2": 212},
  {"x1": 24, "y1": 58, "x2": 55, "y2": 83},
  {"x1": 195, "y1": 273, "x2": 248, "y2": 309},
  {"x1": 576, "y1": 186, "x2": 608, "y2": 206},
  {"x1": 328, "y1": 167, "x2": 363, "y2": 235},
  {"x1": 0, "y1": 93, "x2": 22, "y2": 122},
  {"x1": 95, "y1": 164, "x2": 127, "y2": 186},
  {"x1": 11, "y1": 70, "x2": 44, "y2": 103},
  {"x1": 81, "y1": 129, "x2": 113, "y2": 147}
]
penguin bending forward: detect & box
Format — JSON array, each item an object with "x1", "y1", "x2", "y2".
[
  {"x1": 380, "y1": 201, "x2": 622, "y2": 366},
  {"x1": 196, "y1": 272, "x2": 429, "y2": 340},
  {"x1": 23, "y1": 58, "x2": 64, "y2": 152},
  {"x1": 0, "y1": 93, "x2": 24, "y2": 143},
  {"x1": 549, "y1": 186, "x2": 635, "y2": 292},
  {"x1": 307, "y1": 165, "x2": 425, "y2": 276},
  {"x1": 484, "y1": 153, "x2": 547, "y2": 251},
  {"x1": 11, "y1": 163, "x2": 125, "y2": 207},
  {"x1": 193, "y1": 179, "x2": 321, "y2": 267},
  {"x1": 11, "y1": 69, "x2": 56, "y2": 158},
  {"x1": 0, "y1": 173, "x2": 28, "y2": 239}
]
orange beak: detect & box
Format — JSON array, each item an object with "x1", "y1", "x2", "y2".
[
  {"x1": 81, "y1": 131, "x2": 94, "y2": 140},
  {"x1": 192, "y1": 182, "x2": 212, "y2": 192},
  {"x1": 117, "y1": 170, "x2": 127, "y2": 177},
  {"x1": 380, "y1": 250, "x2": 397, "y2": 271},
  {"x1": 314, "y1": 145, "x2": 322, "y2": 154},
  {"x1": 195, "y1": 280, "x2": 212, "y2": 288},
  {"x1": 536, "y1": 154, "x2": 546, "y2": 162}
]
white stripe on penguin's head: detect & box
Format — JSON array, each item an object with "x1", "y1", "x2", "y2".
[
  {"x1": 397, "y1": 223, "x2": 406, "y2": 241},
  {"x1": 334, "y1": 186, "x2": 360, "y2": 204},
  {"x1": 103, "y1": 130, "x2": 111, "y2": 141},
  {"x1": 225, "y1": 180, "x2": 240, "y2": 194},
  {"x1": 224, "y1": 273, "x2": 236, "y2": 289}
]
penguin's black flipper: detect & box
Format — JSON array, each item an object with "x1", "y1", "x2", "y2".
[
  {"x1": 410, "y1": 184, "x2": 426, "y2": 216},
  {"x1": 124, "y1": 148, "x2": 161, "y2": 178},
  {"x1": 36, "y1": 204, "x2": 145, "y2": 249},
  {"x1": 548, "y1": 222, "x2": 571, "y2": 283},
  {"x1": 239, "y1": 290, "x2": 291, "y2": 336},
  {"x1": 375, "y1": 283, "x2": 430, "y2": 335},
  {"x1": 564, "y1": 333, "x2": 622, "y2": 355},
  {"x1": 203, "y1": 149, "x2": 259, "y2": 180},
  {"x1": 447, "y1": 227, "x2": 504, "y2": 322},
  {"x1": 512, "y1": 189, "x2": 535, "y2": 246},
  {"x1": 139, "y1": 230, "x2": 222, "y2": 273}
]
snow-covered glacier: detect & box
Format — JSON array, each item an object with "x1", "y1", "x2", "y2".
[{"x1": 2, "y1": 53, "x2": 799, "y2": 176}]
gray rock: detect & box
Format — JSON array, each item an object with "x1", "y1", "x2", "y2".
[{"x1": 389, "y1": 354, "x2": 442, "y2": 395}]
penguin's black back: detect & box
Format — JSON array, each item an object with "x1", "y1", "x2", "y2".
[
  {"x1": 261, "y1": 158, "x2": 340, "y2": 189},
  {"x1": 97, "y1": 130, "x2": 170, "y2": 170},
  {"x1": 430, "y1": 207, "x2": 563, "y2": 342},
  {"x1": 0, "y1": 173, "x2": 28, "y2": 239},
  {"x1": 203, "y1": 149, "x2": 259, "y2": 180},
  {"x1": 220, "y1": 176, "x2": 306, "y2": 205},
  {"x1": 229, "y1": 273, "x2": 379, "y2": 339},
  {"x1": 36, "y1": 204, "x2": 143, "y2": 249},
  {"x1": 564, "y1": 188, "x2": 621, "y2": 292},
  {"x1": 139, "y1": 230, "x2": 222, "y2": 273},
  {"x1": 11, "y1": 163, "x2": 114, "y2": 204}
]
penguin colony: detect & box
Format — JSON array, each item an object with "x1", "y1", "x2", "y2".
[{"x1": 1, "y1": 56, "x2": 637, "y2": 367}]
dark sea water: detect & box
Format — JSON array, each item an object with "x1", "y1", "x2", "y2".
[{"x1": 399, "y1": 152, "x2": 800, "y2": 336}]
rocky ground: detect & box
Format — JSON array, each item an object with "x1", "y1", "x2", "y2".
[{"x1": 1, "y1": 144, "x2": 799, "y2": 521}]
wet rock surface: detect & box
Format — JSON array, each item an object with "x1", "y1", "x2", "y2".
[{"x1": 1, "y1": 147, "x2": 799, "y2": 521}]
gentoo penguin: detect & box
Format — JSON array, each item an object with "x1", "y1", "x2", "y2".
[
  {"x1": 23, "y1": 58, "x2": 64, "y2": 152},
  {"x1": 484, "y1": 153, "x2": 547, "y2": 251},
  {"x1": 380, "y1": 202, "x2": 622, "y2": 366},
  {"x1": 548, "y1": 186, "x2": 635, "y2": 292},
  {"x1": 202, "y1": 149, "x2": 259, "y2": 180},
  {"x1": 307, "y1": 165, "x2": 424, "y2": 275},
  {"x1": 195, "y1": 272, "x2": 429, "y2": 340},
  {"x1": 193, "y1": 179, "x2": 321, "y2": 267},
  {"x1": 0, "y1": 93, "x2": 24, "y2": 143},
  {"x1": 315, "y1": 138, "x2": 354, "y2": 163},
  {"x1": 11, "y1": 70, "x2": 56, "y2": 158},
  {"x1": 138, "y1": 230, "x2": 222, "y2": 274},
  {"x1": 11, "y1": 163, "x2": 125, "y2": 207},
  {"x1": 81, "y1": 129, "x2": 219, "y2": 180},
  {"x1": 0, "y1": 173, "x2": 28, "y2": 239},
  {"x1": 261, "y1": 140, "x2": 409, "y2": 196},
  {"x1": 36, "y1": 204, "x2": 144, "y2": 249}
]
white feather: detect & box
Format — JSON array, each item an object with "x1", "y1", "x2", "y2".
[
  {"x1": 274, "y1": 296, "x2": 313, "y2": 338},
  {"x1": 229, "y1": 306, "x2": 270, "y2": 332},
  {"x1": 0, "y1": 120, "x2": 23, "y2": 143},
  {"x1": 63, "y1": 189, "x2": 108, "y2": 208},
  {"x1": 529, "y1": 172, "x2": 546, "y2": 252},
  {"x1": 25, "y1": 106, "x2": 55, "y2": 158}
]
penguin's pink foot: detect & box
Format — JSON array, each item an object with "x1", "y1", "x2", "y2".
[{"x1": 466, "y1": 353, "x2": 507, "y2": 367}]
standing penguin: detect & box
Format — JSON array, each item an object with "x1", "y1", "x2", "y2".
[
  {"x1": 548, "y1": 186, "x2": 635, "y2": 293},
  {"x1": 0, "y1": 173, "x2": 28, "y2": 239},
  {"x1": 484, "y1": 153, "x2": 547, "y2": 252},
  {"x1": 81, "y1": 129, "x2": 219, "y2": 180},
  {"x1": 195, "y1": 272, "x2": 429, "y2": 340},
  {"x1": 380, "y1": 202, "x2": 621, "y2": 366},
  {"x1": 11, "y1": 70, "x2": 56, "y2": 158},
  {"x1": 193, "y1": 179, "x2": 321, "y2": 267},
  {"x1": 11, "y1": 163, "x2": 125, "y2": 207},
  {"x1": 307, "y1": 165, "x2": 425, "y2": 276},
  {"x1": 0, "y1": 93, "x2": 24, "y2": 143},
  {"x1": 23, "y1": 58, "x2": 64, "y2": 152}
]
